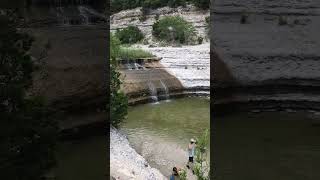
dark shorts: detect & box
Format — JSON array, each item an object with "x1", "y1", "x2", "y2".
[{"x1": 189, "y1": 157, "x2": 194, "y2": 163}]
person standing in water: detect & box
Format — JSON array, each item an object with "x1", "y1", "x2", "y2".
[{"x1": 186, "y1": 138, "x2": 196, "y2": 172}]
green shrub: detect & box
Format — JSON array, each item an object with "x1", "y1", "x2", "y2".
[
  {"x1": 194, "y1": 129, "x2": 210, "y2": 180},
  {"x1": 167, "y1": 0, "x2": 186, "y2": 8},
  {"x1": 179, "y1": 169, "x2": 187, "y2": 180},
  {"x1": 115, "y1": 26, "x2": 144, "y2": 44},
  {"x1": 110, "y1": 33, "x2": 128, "y2": 128},
  {"x1": 152, "y1": 16, "x2": 197, "y2": 44},
  {"x1": 142, "y1": 0, "x2": 164, "y2": 9},
  {"x1": 111, "y1": 34, "x2": 121, "y2": 59},
  {"x1": 0, "y1": 14, "x2": 58, "y2": 180}
]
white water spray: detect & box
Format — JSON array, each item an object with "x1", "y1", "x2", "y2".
[
  {"x1": 160, "y1": 80, "x2": 170, "y2": 100},
  {"x1": 147, "y1": 82, "x2": 158, "y2": 102}
]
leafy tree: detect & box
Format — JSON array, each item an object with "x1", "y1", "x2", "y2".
[
  {"x1": 152, "y1": 16, "x2": 197, "y2": 44},
  {"x1": 110, "y1": 34, "x2": 128, "y2": 128},
  {"x1": 0, "y1": 14, "x2": 58, "y2": 180},
  {"x1": 167, "y1": 0, "x2": 186, "y2": 8},
  {"x1": 115, "y1": 26, "x2": 144, "y2": 44},
  {"x1": 142, "y1": 0, "x2": 163, "y2": 9},
  {"x1": 191, "y1": 0, "x2": 210, "y2": 9}
]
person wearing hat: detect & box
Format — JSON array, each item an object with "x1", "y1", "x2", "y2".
[{"x1": 186, "y1": 138, "x2": 196, "y2": 172}]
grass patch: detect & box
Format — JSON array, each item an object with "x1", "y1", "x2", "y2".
[{"x1": 118, "y1": 47, "x2": 155, "y2": 60}]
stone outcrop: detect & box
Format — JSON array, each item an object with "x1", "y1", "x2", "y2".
[
  {"x1": 23, "y1": 3, "x2": 107, "y2": 130},
  {"x1": 120, "y1": 59, "x2": 184, "y2": 105},
  {"x1": 118, "y1": 43, "x2": 210, "y2": 105}
]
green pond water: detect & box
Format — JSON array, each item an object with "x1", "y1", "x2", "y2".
[
  {"x1": 52, "y1": 136, "x2": 106, "y2": 180},
  {"x1": 214, "y1": 111, "x2": 320, "y2": 180},
  {"x1": 120, "y1": 97, "x2": 210, "y2": 177}
]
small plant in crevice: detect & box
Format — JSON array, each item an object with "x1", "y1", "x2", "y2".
[
  {"x1": 278, "y1": 15, "x2": 288, "y2": 26},
  {"x1": 240, "y1": 12, "x2": 249, "y2": 24},
  {"x1": 140, "y1": 6, "x2": 150, "y2": 22},
  {"x1": 198, "y1": 36, "x2": 203, "y2": 44},
  {"x1": 155, "y1": 13, "x2": 160, "y2": 21},
  {"x1": 205, "y1": 16, "x2": 210, "y2": 37}
]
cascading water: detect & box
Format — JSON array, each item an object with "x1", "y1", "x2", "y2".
[
  {"x1": 125, "y1": 61, "x2": 144, "y2": 70},
  {"x1": 147, "y1": 82, "x2": 158, "y2": 103},
  {"x1": 52, "y1": 3, "x2": 106, "y2": 26},
  {"x1": 78, "y1": 6, "x2": 89, "y2": 25},
  {"x1": 160, "y1": 80, "x2": 170, "y2": 100},
  {"x1": 78, "y1": 5, "x2": 106, "y2": 19}
]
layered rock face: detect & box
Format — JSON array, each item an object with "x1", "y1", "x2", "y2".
[
  {"x1": 138, "y1": 43, "x2": 210, "y2": 90},
  {"x1": 111, "y1": 6, "x2": 210, "y2": 103},
  {"x1": 23, "y1": 3, "x2": 107, "y2": 129},
  {"x1": 212, "y1": 0, "x2": 320, "y2": 112},
  {"x1": 119, "y1": 59, "x2": 184, "y2": 105},
  {"x1": 111, "y1": 5, "x2": 209, "y2": 43}
]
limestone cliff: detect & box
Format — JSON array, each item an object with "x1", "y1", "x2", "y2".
[{"x1": 212, "y1": 0, "x2": 320, "y2": 112}]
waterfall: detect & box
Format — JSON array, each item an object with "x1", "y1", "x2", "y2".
[
  {"x1": 56, "y1": 6, "x2": 70, "y2": 25},
  {"x1": 78, "y1": 6, "x2": 90, "y2": 25},
  {"x1": 133, "y1": 63, "x2": 139, "y2": 70},
  {"x1": 126, "y1": 63, "x2": 133, "y2": 70},
  {"x1": 125, "y1": 62, "x2": 144, "y2": 70},
  {"x1": 160, "y1": 80, "x2": 170, "y2": 100},
  {"x1": 147, "y1": 82, "x2": 158, "y2": 102},
  {"x1": 78, "y1": 5, "x2": 106, "y2": 19},
  {"x1": 134, "y1": 63, "x2": 145, "y2": 70},
  {"x1": 53, "y1": 4, "x2": 106, "y2": 26}
]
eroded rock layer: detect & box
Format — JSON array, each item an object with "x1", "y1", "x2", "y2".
[{"x1": 212, "y1": 0, "x2": 320, "y2": 112}]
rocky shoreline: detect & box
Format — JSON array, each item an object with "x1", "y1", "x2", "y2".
[{"x1": 110, "y1": 127, "x2": 166, "y2": 180}]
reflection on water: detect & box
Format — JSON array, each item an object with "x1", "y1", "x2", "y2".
[
  {"x1": 214, "y1": 112, "x2": 320, "y2": 180},
  {"x1": 120, "y1": 97, "x2": 210, "y2": 177}
]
